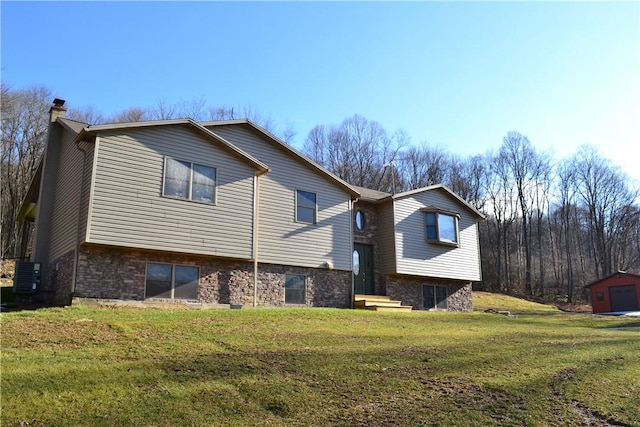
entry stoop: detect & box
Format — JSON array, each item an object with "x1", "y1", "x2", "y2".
[{"x1": 354, "y1": 294, "x2": 413, "y2": 312}]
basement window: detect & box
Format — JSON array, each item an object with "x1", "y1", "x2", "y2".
[
  {"x1": 285, "y1": 274, "x2": 306, "y2": 304},
  {"x1": 423, "y1": 285, "x2": 448, "y2": 310},
  {"x1": 145, "y1": 263, "x2": 199, "y2": 300}
]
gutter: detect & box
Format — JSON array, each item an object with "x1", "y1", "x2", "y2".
[{"x1": 350, "y1": 197, "x2": 358, "y2": 308}]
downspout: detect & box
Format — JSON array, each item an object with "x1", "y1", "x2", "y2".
[
  {"x1": 350, "y1": 197, "x2": 358, "y2": 308},
  {"x1": 252, "y1": 174, "x2": 260, "y2": 307},
  {"x1": 73, "y1": 140, "x2": 89, "y2": 295}
]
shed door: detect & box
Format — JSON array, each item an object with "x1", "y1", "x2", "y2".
[{"x1": 609, "y1": 285, "x2": 639, "y2": 312}]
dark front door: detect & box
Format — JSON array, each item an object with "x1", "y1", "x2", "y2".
[
  {"x1": 609, "y1": 285, "x2": 639, "y2": 312},
  {"x1": 354, "y1": 243, "x2": 375, "y2": 295}
]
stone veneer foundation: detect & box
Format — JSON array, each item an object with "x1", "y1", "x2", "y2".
[
  {"x1": 385, "y1": 275, "x2": 473, "y2": 312},
  {"x1": 70, "y1": 244, "x2": 352, "y2": 308},
  {"x1": 44, "y1": 249, "x2": 76, "y2": 305}
]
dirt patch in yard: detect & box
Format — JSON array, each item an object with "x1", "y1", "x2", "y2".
[
  {"x1": 1, "y1": 317, "x2": 123, "y2": 350},
  {"x1": 550, "y1": 367, "x2": 631, "y2": 427},
  {"x1": 556, "y1": 302, "x2": 593, "y2": 313}
]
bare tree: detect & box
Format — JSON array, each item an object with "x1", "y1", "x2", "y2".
[
  {"x1": 302, "y1": 114, "x2": 404, "y2": 191},
  {"x1": 110, "y1": 107, "x2": 149, "y2": 123},
  {"x1": 150, "y1": 98, "x2": 178, "y2": 120},
  {"x1": 1, "y1": 85, "x2": 51, "y2": 258},
  {"x1": 68, "y1": 97, "x2": 297, "y2": 143},
  {"x1": 482, "y1": 150, "x2": 518, "y2": 293},
  {"x1": 499, "y1": 132, "x2": 546, "y2": 296},
  {"x1": 572, "y1": 145, "x2": 639, "y2": 277},
  {"x1": 66, "y1": 105, "x2": 105, "y2": 125},
  {"x1": 395, "y1": 144, "x2": 451, "y2": 190},
  {"x1": 448, "y1": 154, "x2": 487, "y2": 210}
]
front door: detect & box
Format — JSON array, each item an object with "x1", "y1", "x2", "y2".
[
  {"x1": 354, "y1": 243, "x2": 375, "y2": 295},
  {"x1": 609, "y1": 285, "x2": 639, "y2": 312}
]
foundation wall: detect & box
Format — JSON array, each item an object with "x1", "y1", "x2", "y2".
[
  {"x1": 71, "y1": 245, "x2": 352, "y2": 308},
  {"x1": 385, "y1": 275, "x2": 473, "y2": 312}
]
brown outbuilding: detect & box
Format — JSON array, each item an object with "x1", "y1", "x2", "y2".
[{"x1": 585, "y1": 271, "x2": 640, "y2": 314}]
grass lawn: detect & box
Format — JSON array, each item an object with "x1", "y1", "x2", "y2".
[{"x1": 1, "y1": 294, "x2": 639, "y2": 426}]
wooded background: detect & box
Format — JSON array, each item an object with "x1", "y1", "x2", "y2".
[{"x1": 3, "y1": 84, "x2": 638, "y2": 302}]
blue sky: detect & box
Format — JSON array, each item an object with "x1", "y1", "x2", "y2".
[{"x1": 2, "y1": 1, "x2": 639, "y2": 181}]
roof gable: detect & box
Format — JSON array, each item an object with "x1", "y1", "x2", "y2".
[
  {"x1": 393, "y1": 184, "x2": 486, "y2": 220},
  {"x1": 585, "y1": 271, "x2": 640, "y2": 288},
  {"x1": 58, "y1": 117, "x2": 88, "y2": 134},
  {"x1": 352, "y1": 183, "x2": 485, "y2": 220},
  {"x1": 76, "y1": 119, "x2": 269, "y2": 175},
  {"x1": 202, "y1": 120, "x2": 360, "y2": 198}
]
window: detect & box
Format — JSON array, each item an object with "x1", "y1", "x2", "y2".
[
  {"x1": 424, "y1": 210, "x2": 459, "y2": 245},
  {"x1": 352, "y1": 250, "x2": 360, "y2": 275},
  {"x1": 296, "y1": 190, "x2": 317, "y2": 224},
  {"x1": 163, "y1": 157, "x2": 216, "y2": 203},
  {"x1": 423, "y1": 285, "x2": 448, "y2": 310},
  {"x1": 145, "y1": 263, "x2": 199, "y2": 300},
  {"x1": 355, "y1": 210, "x2": 365, "y2": 230},
  {"x1": 285, "y1": 274, "x2": 306, "y2": 304}
]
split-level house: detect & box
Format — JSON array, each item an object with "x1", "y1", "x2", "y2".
[{"x1": 17, "y1": 99, "x2": 485, "y2": 311}]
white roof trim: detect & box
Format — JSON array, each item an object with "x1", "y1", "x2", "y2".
[{"x1": 393, "y1": 184, "x2": 485, "y2": 219}]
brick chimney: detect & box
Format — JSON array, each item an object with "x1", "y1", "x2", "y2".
[{"x1": 49, "y1": 98, "x2": 67, "y2": 122}]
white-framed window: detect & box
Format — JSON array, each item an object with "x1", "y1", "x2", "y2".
[
  {"x1": 163, "y1": 157, "x2": 216, "y2": 203},
  {"x1": 145, "y1": 263, "x2": 199, "y2": 300},
  {"x1": 296, "y1": 190, "x2": 317, "y2": 224},
  {"x1": 423, "y1": 285, "x2": 448, "y2": 310},
  {"x1": 285, "y1": 274, "x2": 306, "y2": 304},
  {"x1": 423, "y1": 209, "x2": 459, "y2": 245}
]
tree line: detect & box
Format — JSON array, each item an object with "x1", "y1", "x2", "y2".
[
  {"x1": 304, "y1": 116, "x2": 640, "y2": 301},
  {"x1": 2, "y1": 84, "x2": 639, "y2": 301}
]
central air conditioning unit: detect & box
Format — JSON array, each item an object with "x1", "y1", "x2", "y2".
[{"x1": 13, "y1": 261, "x2": 42, "y2": 295}]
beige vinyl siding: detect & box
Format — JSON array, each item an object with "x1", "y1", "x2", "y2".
[
  {"x1": 393, "y1": 189, "x2": 482, "y2": 281},
  {"x1": 86, "y1": 126, "x2": 255, "y2": 258},
  {"x1": 48, "y1": 128, "x2": 86, "y2": 261},
  {"x1": 77, "y1": 141, "x2": 94, "y2": 242},
  {"x1": 377, "y1": 201, "x2": 397, "y2": 273},
  {"x1": 209, "y1": 125, "x2": 353, "y2": 270}
]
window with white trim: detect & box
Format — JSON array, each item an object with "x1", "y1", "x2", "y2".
[
  {"x1": 423, "y1": 209, "x2": 459, "y2": 245},
  {"x1": 285, "y1": 274, "x2": 306, "y2": 304},
  {"x1": 296, "y1": 190, "x2": 317, "y2": 224},
  {"x1": 163, "y1": 157, "x2": 216, "y2": 203},
  {"x1": 423, "y1": 285, "x2": 448, "y2": 310},
  {"x1": 145, "y1": 263, "x2": 199, "y2": 300}
]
